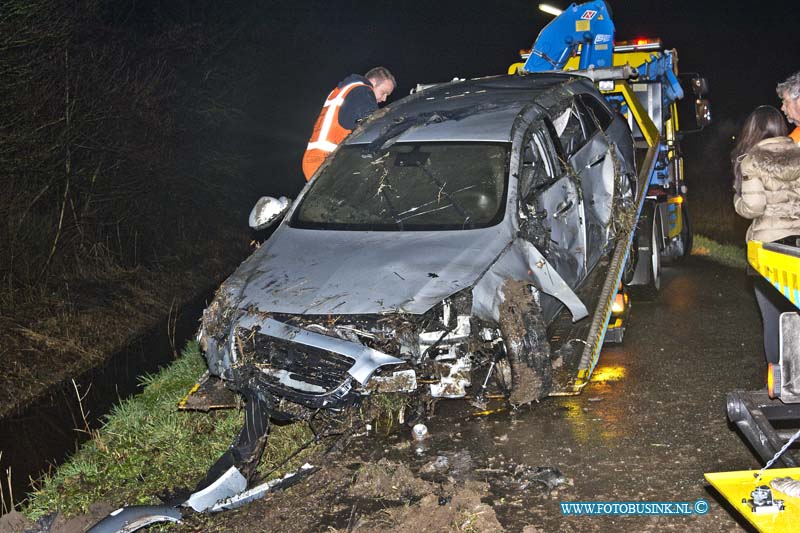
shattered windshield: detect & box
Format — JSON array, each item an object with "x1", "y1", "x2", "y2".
[{"x1": 292, "y1": 142, "x2": 509, "y2": 231}]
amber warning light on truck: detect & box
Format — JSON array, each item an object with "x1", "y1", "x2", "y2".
[{"x1": 767, "y1": 363, "x2": 780, "y2": 399}]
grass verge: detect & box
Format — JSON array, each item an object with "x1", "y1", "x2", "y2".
[
  {"x1": 23, "y1": 341, "x2": 314, "y2": 520},
  {"x1": 691, "y1": 234, "x2": 747, "y2": 270}
]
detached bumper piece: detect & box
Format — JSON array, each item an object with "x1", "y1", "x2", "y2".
[
  {"x1": 86, "y1": 505, "x2": 182, "y2": 533},
  {"x1": 88, "y1": 388, "x2": 315, "y2": 533},
  {"x1": 87, "y1": 464, "x2": 315, "y2": 533},
  {"x1": 727, "y1": 390, "x2": 800, "y2": 467}
]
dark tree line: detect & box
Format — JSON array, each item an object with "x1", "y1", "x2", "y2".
[{"x1": 0, "y1": 0, "x2": 258, "y2": 305}]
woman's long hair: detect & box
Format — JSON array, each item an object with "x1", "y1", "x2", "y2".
[{"x1": 732, "y1": 105, "x2": 788, "y2": 193}]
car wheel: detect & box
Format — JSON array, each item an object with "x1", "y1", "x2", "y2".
[{"x1": 498, "y1": 283, "x2": 552, "y2": 406}]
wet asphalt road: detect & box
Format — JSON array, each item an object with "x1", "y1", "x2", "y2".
[{"x1": 415, "y1": 254, "x2": 767, "y2": 532}]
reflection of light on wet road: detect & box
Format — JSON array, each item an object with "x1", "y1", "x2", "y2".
[
  {"x1": 661, "y1": 275, "x2": 695, "y2": 309},
  {"x1": 559, "y1": 364, "x2": 627, "y2": 443},
  {"x1": 589, "y1": 364, "x2": 626, "y2": 383},
  {"x1": 560, "y1": 397, "x2": 593, "y2": 442}
]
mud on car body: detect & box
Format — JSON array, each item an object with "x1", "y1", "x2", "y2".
[{"x1": 199, "y1": 73, "x2": 636, "y2": 418}]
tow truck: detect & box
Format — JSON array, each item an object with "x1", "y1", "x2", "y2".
[{"x1": 507, "y1": 0, "x2": 710, "y2": 385}]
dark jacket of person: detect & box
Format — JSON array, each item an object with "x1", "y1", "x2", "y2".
[{"x1": 336, "y1": 74, "x2": 377, "y2": 129}]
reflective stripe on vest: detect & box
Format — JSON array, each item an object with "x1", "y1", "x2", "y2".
[{"x1": 306, "y1": 81, "x2": 369, "y2": 153}]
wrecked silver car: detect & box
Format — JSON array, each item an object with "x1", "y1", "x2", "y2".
[{"x1": 199, "y1": 73, "x2": 636, "y2": 417}]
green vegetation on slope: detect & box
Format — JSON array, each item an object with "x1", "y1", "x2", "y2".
[{"x1": 24, "y1": 342, "x2": 314, "y2": 519}]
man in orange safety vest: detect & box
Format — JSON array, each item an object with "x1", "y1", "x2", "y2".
[
  {"x1": 302, "y1": 67, "x2": 396, "y2": 180},
  {"x1": 777, "y1": 71, "x2": 800, "y2": 144}
]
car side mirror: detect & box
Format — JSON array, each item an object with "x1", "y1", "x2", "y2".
[{"x1": 249, "y1": 196, "x2": 291, "y2": 230}]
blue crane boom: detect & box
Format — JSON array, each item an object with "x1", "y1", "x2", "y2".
[
  {"x1": 522, "y1": 1, "x2": 683, "y2": 111},
  {"x1": 523, "y1": 1, "x2": 615, "y2": 72}
]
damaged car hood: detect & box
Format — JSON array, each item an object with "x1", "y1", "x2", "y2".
[{"x1": 235, "y1": 224, "x2": 512, "y2": 315}]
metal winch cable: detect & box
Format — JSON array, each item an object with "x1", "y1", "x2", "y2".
[{"x1": 756, "y1": 427, "x2": 800, "y2": 481}]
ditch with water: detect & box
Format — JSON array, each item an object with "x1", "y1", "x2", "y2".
[{"x1": 0, "y1": 291, "x2": 212, "y2": 511}]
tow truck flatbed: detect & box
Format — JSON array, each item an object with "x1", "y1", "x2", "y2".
[{"x1": 748, "y1": 240, "x2": 800, "y2": 310}]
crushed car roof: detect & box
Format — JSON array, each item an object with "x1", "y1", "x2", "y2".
[{"x1": 349, "y1": 72, "x2": 586, "y2": 144}]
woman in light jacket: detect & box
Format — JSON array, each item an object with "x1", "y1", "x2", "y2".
[{"x1": 732, "y1": 105, "x2": 800, "y2": 363}]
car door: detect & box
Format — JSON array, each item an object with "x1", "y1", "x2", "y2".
[
  {"x1": 555, "y1": 94, "x2": 614, "y2": 270},
  {"x1": 518, "y1": 119, "x2": 587, "y2": 289}
]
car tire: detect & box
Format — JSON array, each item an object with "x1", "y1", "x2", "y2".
[{"x1": 498, "y1": 287, "x2": 552, "y2": 406}]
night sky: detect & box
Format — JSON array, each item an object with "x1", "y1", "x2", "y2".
[{"x1": 239, "y1": 0, "x2": 800, "y2": 199}]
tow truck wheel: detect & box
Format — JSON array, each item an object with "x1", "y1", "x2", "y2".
[
  {"x1": 630, "y1": 204, "x2": 662, "y2": 300},
  {"x1": 650, "y1": 210, "x2": 662, "y2": 291},
  {"x1": 678, "y1": 203, "x2": 693, "y2": 259}
]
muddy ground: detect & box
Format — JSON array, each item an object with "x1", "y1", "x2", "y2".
[
  {"x1": 200, "y1": 254, "x2": 767, "y2": 532},
  {"x1": 4, "y1": 253, "x2": 767, "y2": 532}
]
